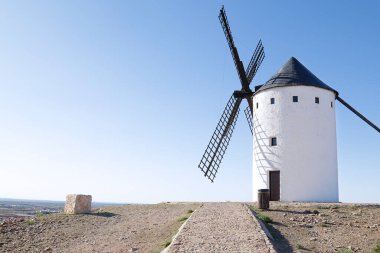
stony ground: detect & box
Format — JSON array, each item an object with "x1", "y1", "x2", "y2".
[
  {"x1": 252, "y1": 202, "x2": 380, "y2": 253},
  {"x1": 2, "y1": 202, "x2": 379, "y2": 253},
  {"x1": 0, "y1": 203, "x2": 199, "y2": 253},
  {"x1": 167, "y1": 202, "x2": 275, "y2": 253}
]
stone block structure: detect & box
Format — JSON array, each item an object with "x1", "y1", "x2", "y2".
[{"x1": 64, "y1": 194, "x2": 92, "y2": 214}]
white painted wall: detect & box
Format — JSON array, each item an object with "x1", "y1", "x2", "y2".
[{"x1": 252, "y1": 86, "x2": 339, "y2": 202}]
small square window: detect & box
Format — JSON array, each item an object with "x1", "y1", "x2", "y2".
[
  {"x1": 315, "y1": 97, "x2": 319, "y2": 104},
  {"x1": 293, "y1": 96, "x2": 298, "y2": 102},
  {"x1": 270, "y1": 137, "x2": 277, "y2": 146},
  {"x1": 256, "y1": 102, "x2": 259, "y2": 109},
  {"x1": 271, "y1": 98, "x2": 275, "y2": 104}
]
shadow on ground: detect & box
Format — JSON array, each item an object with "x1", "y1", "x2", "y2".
[
  {"x1": 267, "y1": 209, "x2": 318, "y2": 215},
  {"x1": 249, "y1": 207, "x2": 293, "y2": 253},
  {"x1": 89, "y1": 212, "x2": 117, "y2": 217},
  {"x1": 263, "y1": 220, "x2": 294, "y2": 252}
]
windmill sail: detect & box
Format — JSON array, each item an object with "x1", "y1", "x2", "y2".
[
  {"x1": 198, "y1": 95, "x2": 241, "y2": 182},
  {"x1": 198, "y1": 6, "x2": 264, "y2": 182},
  {"x1": 219, "y1": 6, "x2": 264, "y2": 116},
  {"x1": 246, "y1": 40, "x2": 265, "y2": 85},
  {"x1": 219, "y1": 6, "x2": 249, "y2": 90},
  {"x1": 337, "y1": 96, "x2": 380, "y2": 133},
  {"x1": 244, "y1": 106, "x2": 253, "y2": 135}
]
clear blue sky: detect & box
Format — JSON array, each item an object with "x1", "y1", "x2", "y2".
[{"x1": 0, "y1": 1, "x2": 379, "y2": 203}]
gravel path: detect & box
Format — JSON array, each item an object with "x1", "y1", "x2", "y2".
[{"x1": 167, "y1": 202, "x2": 274, "y2": 253}]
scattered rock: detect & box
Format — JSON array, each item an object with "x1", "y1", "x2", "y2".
[
  {"x1": 43, "y1": 247, "x2": 52, "y2": 252},
  {"x1": 255, "y1": 203, "x2": 379, "y2": 253},
  {"x1": 119, "y1": 236, "x2": 127, "y2": 241},
  {"x1": 0, "y1": 203, "x2": 199, "y2": 252}
]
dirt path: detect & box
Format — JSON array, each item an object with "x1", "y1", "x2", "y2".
[
  {"x1": 166, "y1": 202, "x2": 274, "y2": 253},
  {"x1": 0, "y1": 203, "x2": 199, "y2": 253}
]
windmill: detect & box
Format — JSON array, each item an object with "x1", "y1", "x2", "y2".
[
  {"x1": 198, "y1": 6, "x2": 265, "y2": 182},
  {"x1": 198, "y1": 7, "x2": 379, "y2": 202},
  {"x1": 251, "y1": 57, "x2": 379, "y2": 202}
]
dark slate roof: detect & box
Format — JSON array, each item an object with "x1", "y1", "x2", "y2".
[{"x1": 256, "y1": 57, "x2": 338, "y2": 95}]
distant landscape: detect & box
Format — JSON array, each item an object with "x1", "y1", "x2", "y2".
[{"x1": 0, "y1": 198, "x2": 124, "y2": 220}]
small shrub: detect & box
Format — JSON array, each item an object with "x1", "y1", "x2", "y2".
[
  {"x1": 257, "y1": 213, "x2": 272, "y2": 224},
  {"x1": 371, "y1": 245, "x2": 380, "y2": 253},
  {"x1": 35, "y1": 211, "x2": 44, "y2": 217},
  {"x1": 249, "y1": 205, "x2": 273, "y2": 224},
  {"x1": 26, "y1": 219, "x2": 35, "y2": 225},
  {"x1": 295, "y1": 243, "x2": 305, "y2": 250},
  {"x1": 337, "y1": 249, "x2": 353, "y2": 253},
  {"x1": 177, "y1": 217, "x2": 188, "y2": 222},
  {"x1": 163, "y1": 240, "x2": 171, "y2": 248},
  {"x1": 187, "y1": 209, "x2": 194, "y2": 214},
  {"x1": 249, "y1": 205, "x2": 258, "y2": 212}
]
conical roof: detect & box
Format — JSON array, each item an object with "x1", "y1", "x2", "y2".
[{"x1": 256, "y1": 57, "x2": 338, "y2": 95}]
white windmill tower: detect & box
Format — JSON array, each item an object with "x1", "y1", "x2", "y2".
[
  {"x1": 252, "y1": 57, "x2": 339, "y2": 202},
  {"x1": 251, "y1": 57, "x2": 379, "y2": 202},
  {"x1": 198, "y1": 7, "x2": 379, "y2": 203}
]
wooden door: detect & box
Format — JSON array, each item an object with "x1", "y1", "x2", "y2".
[{"x1": 269, "y1": 171, "x2": 280, "y2": 201}]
